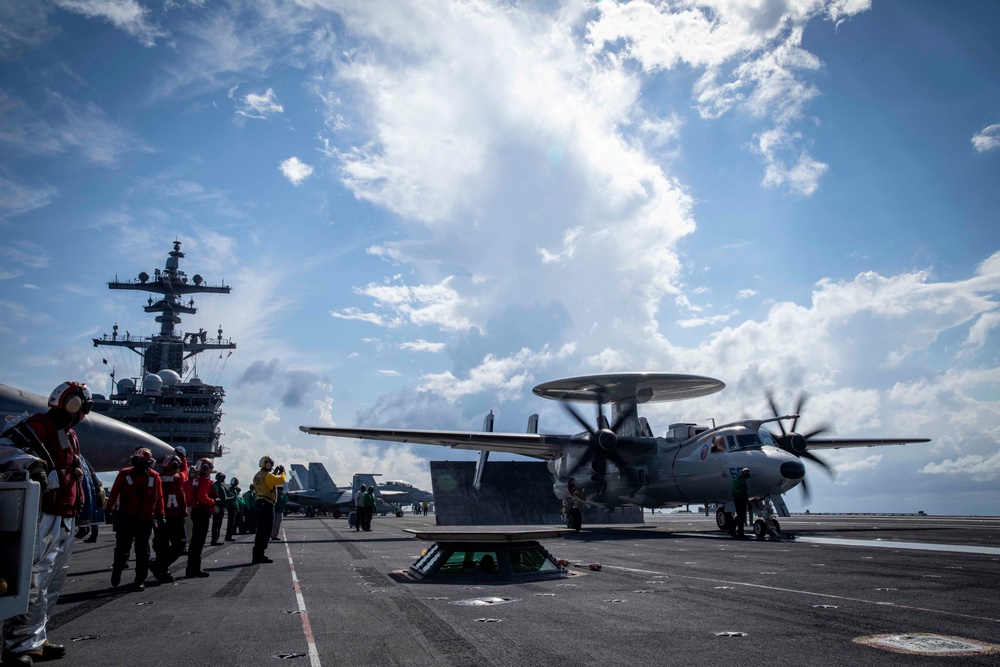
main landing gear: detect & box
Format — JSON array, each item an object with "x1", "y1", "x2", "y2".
[
  {"x1": 566, "y1": 507, "x2": 582, "y2": 532},
  {"x1": 716, "y1": 496, "x2": 785, "y2": 539}
]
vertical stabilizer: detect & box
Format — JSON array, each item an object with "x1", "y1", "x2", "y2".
[
  {"x1": 308, "y1": 462, "x2": 338, "y2": 492},
  {"x1": 352, "y1": 473, "x2": 384, "y2": 499},
  {"x1": 289, "y1": 464, "x2": 309, "y2": 491}
]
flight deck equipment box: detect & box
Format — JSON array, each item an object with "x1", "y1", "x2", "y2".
[{"x1": 0, "y1": 478, "x2": 40, "y2": 621}]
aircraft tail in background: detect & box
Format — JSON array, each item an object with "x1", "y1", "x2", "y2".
[
  {"x1": 308, "y1": 462, "x2": 339, "y2": 492},
  {"x1": 351, "y1": 473, "x2": 384, "y2": 500},
  {"x1": 287, "y1": 464, "x2": 308, "y2": 492}
]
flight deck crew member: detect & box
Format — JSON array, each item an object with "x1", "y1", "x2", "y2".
[
  {"x1": 105, "y1": 447, "x2": 163, "y2": 591},
  {"x1": 251, "y1": 456, "x2": 286, "y2": 563},
  {"x1": 0, "y1": 381, "x2": 89, "y2": 667},
  {"x1": 354, "y1": 484, "x2": 366, "y2": 531},
  {"x1": 225, "y1": 477, "x2": 240, "y2": 540},
  {"x1": 186, "y1": 458, "x2": 217, "y2": 578},
  {"x1": 361, "y1": 486, "x2": 376, "y2": 531},
  {"x1": 730, "y1": 468, "x2": 751, "y2": 539},
  {"x1": 211, "y1": 471, "x2": 230, "y2": 545},
  {"x1": 151, "y1": 454, "x2": 188, "y2": 582}
]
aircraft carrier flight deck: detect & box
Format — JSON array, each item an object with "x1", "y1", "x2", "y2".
[{"x1": 40, "y1": 513, "x2": 1000, "y2": 666}]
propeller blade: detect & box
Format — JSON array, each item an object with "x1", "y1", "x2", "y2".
[
  {"x1": 800, "y1": 475, "x2": 811, "y2": 504},
  {"x1": 802, "y1": 425, "x2": 831, "y2": 440},
  {"x1": 563, "y1": 402, "x2": 595, "y2": 435},
  {"x1": 791, "y1": 393, "x2": 808, "y2": 433},
  {"x1": 766, "y1": 391, "x2": 787, "y2": 437},
  {"x1": 564, "y1": 448, "x2": 593, "y2": 479},
  {"x1": 800, "y1": 450, "x2": 834, "y2": 477}
]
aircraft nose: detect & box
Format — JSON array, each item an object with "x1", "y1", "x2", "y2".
[{"x1": 780, "y1": 460, "x2": 805, "y2": 480}]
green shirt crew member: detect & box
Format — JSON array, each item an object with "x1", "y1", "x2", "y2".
[{"x1": 730, "y1": 468, "x2": 751, "y2": 539}]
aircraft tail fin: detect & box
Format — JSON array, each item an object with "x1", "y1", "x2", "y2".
[
  {"x1": 308, "y1": 462, "x2": 338, "y2": 492},
  {"x1": 288, "y1": 464, "x2": 308, "y2": 491},
  {"x1": 352, "y1": 473, "x2": 384, "y2": 500}
]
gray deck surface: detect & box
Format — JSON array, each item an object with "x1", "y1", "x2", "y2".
[{"x1": 30, "y1": 513, "x2": 1000, "y2": 666}]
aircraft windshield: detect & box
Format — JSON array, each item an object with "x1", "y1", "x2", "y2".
[
  {"x1": 728, "y1": 433, "x2": 763, "y2": 449},
  {"x1": 758, "y1": 429, "x2": 777, "y2": 447}
]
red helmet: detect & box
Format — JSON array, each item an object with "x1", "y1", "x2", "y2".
[
  {"x1": 131, "y1": 447, "x2": 155, "y2": 469},
  {"x1": 196, "y1": 458, "x2": 214, "y2": 475},
  {"x1": 161, "y1": 454, "x2": 182, "y2": 471},
  {"x1": 48, "y1": 381, "x2": 93, "y2": 415}
]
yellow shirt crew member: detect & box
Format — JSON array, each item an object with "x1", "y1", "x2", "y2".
[
  {"x1": 253, "y1": 465, "x2": 287, "y2": 504},
  {"x1": 251, "y1": 456, "x2": 286, "y2": 564}
]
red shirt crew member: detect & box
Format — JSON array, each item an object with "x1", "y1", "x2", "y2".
[{"x1": 104, "y1": 447, "x2": 163, "y2": 591}]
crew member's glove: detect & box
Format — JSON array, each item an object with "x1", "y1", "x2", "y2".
[{"x1": 274, "y1": 465, "x2": 285, "y2": 475}]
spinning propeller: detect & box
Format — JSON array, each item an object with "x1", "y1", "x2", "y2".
[
  {"x1": 561, "y1": 388, "x2": 641, "y2": 484},
  {"x1": 765, "y1": 391, "x2": 834, "y2": 502}
]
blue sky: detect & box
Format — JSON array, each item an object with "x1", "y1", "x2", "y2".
[{"x1": 1, "y1": 0, "x2": 998, "y2": 515}]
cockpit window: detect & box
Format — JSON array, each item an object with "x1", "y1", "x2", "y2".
[
  {"x1": 758, "y1": 429, "x2": 777, "y2": 447},
  {"x1": 735, "y1": 433, "x2": 763, "y2": 448}
]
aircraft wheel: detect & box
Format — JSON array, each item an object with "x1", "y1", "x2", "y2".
[
  {"x1": 768, "y1": 519, "x2": 780, "y2": 534},
  {"x1": 332, "y1": 509, "x2": 342, "y2": 519},
  {"x1": 715, "y1": 508, "x2": 732, "y2": 531},
  {"x1": 567, "y1": 507, "x2": 582, "y2": 532},
  {"x1": 347, "y1": 511, "x2": 357, "y2": 529},
  {"x1": 753, "y1": 519, "x2": 767, "y2": 538},
  {"x1": 395, "y1": 510, "x2": 404, "y2": 518}
]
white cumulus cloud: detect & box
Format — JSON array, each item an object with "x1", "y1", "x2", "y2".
[{"x1": 279, "y1": 157, "x2": 314, "y2": 185}]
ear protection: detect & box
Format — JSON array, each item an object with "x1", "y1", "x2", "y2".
[{"x1": 49, "y1": 382, "x2": 93, "y2": 415}]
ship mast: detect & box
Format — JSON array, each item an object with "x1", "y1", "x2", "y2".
[{"x1": 93, "y1": 240, "x2": 236, "y2": 376}]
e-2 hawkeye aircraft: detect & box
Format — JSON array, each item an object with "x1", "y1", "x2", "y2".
[{"x1": 300, "y1": 373, "x2": 930, "y2": 534}]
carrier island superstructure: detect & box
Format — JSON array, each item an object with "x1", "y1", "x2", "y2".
[{"x1": 91, "y1": 240, "x2": 236, "y2": 461}]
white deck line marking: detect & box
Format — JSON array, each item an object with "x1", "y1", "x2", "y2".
[
  {"x1": 604, "y1": 565, "x2": 1000, "y2": 624},
  {"x1": 671, "y1": 533, "x2": 1000, "y2": 555},
  {"x1": 284, "y1": 528, "x2": 321, "y2": 667}
]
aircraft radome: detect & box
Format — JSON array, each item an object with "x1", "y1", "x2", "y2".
[
  {"x1": 1, "y1": 383, "x2": 175, "y2": 473},
  {"x1": 300, "y1": 373, "x2": 930, "y2": 534}
]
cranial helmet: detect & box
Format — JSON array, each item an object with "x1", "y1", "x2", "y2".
[
  {"x1": 131, "y1": 447, "x2": 155, "y2": 469},
  {"x1": 196, "y1": 458, "x2": 214, "y2": 475},
  {"x1": 48, "y1": 381, "x2": 93, "y2": 415},
  {"x1": 259, "y1": 455, "x2": 274, "y2": 470},
  {"x1": 174, "y1": 446, "x2": 187, "y2": 458},
  {"x1": 162, "y1": 454, "x2": 182, "y2": 471},
  {"x1": 215, "y1": 471, "x2": 226, "y2": 482},
  {"x1": 230, "y1": 477, "x2": 239, "y2": 486},
  {"x1": 741, "y1": 468, "x2": 752, "y2": 478}
]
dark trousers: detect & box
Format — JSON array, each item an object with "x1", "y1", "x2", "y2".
[
  {"x1": 361, "y1": 506, "x2": 373, "y2": 531},
  {"x1": 153, "y1": 514, "x2": 187, "y2": 570},
  {"x1": 225, "y1": 506, "x2": 237, "y2": 539},
  {"x1": 187, "y1": 508, "x2": 210, "y2": 575},
  {"x1": 113, "y1": 516, "x2": 154, "y2": 584},
  {"x1": 211, "y1": 507, "x2": 225, "y2": 543},
  {"x1": 253, "y1": 499, "x2": 274, "y2": 560},
  {"x1": 732, "y1": 496, "x2": 748, "y2": 537}
]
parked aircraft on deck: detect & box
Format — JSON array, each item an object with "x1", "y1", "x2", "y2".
[
  {"x1": 378, "y1": 479, "x2": 434, "y2": 505},
  {"x1": 284, "y1": 464, "x2": 401, "y2": 517},
  {"x1": 301, "y1": 372, "x2": 930, "y2": 533}
]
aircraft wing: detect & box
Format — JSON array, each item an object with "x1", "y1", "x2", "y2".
[
  {"x1": 299, "y1": 426, "x2": 575, "y2": 460},
  {"x1": 804, "y1": 437, "x2": 930, "y2": 450}
]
